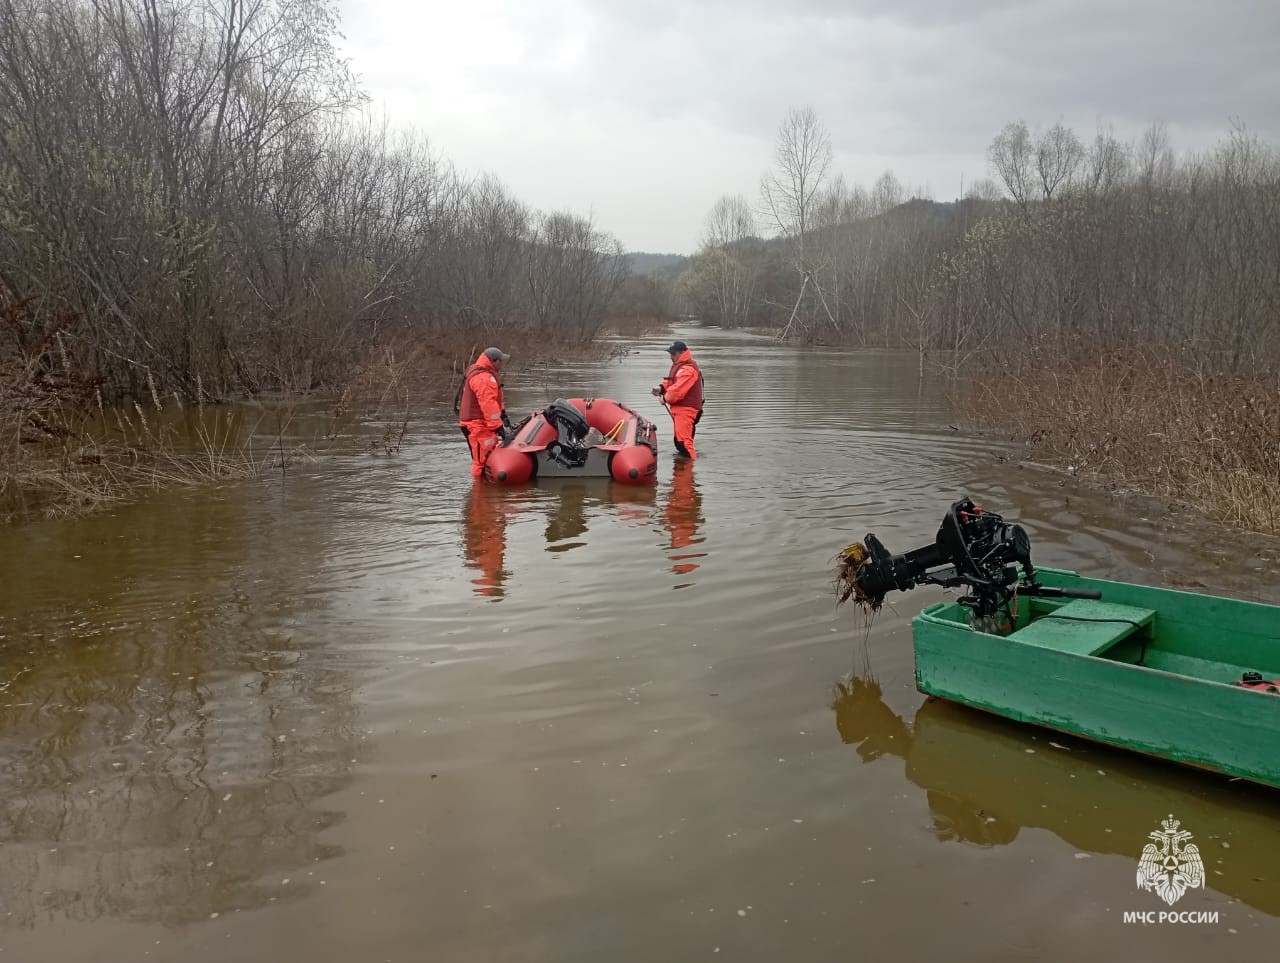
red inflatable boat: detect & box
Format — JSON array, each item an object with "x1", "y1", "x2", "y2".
[{"x1": 486, "y1": 397, "x2": 658, "y2": 485}]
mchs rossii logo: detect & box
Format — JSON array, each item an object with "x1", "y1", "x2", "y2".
[{"x1": 1124, "y1": 815, "x2": 1218, "y2": 925}]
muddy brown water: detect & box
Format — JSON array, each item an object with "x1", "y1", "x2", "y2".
[{"x1": 3, "y1": 327, "x2": 1279, "y2": 961}]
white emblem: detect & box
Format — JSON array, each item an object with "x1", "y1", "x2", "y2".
[{"x1": 1136, "y1": 815, "x2": 1205, "y2": 906}]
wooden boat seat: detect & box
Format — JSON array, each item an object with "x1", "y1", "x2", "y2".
[{"x1": 1008, "y1": 599, "x2": 1156, "y2": 656}]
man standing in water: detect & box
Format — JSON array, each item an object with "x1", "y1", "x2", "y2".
[
  {"x1": 652, "y1": 340, "x2": 704, "y2": 459},
  {"x1": 457, "y1": 346, "x2": 513, "y2": 478}
]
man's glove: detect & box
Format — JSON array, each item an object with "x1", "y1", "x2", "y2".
[
  {"x1": 499, "y1": 410, "x2": 514, "y2": 441},
  {"x1": 651, "y1": 386, "x2": 662, "y2": 397}
]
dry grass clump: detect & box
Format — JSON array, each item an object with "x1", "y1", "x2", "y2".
[
  {"x1": 972, "y1": 344, "x2": 1280, "y2": 534},
  {"x1": 2, "y1": 382, "x2": 260, "y2": 522},
  {"x1": 833, "y1": 540, "x2": 886, "y2": 612},
  {"x1": 1, "y1": 296, "x2": 261, "y2": 521}
]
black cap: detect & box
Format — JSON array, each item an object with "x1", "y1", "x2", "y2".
[{"x1": 665, "y1": 340, "x2": 687, "y2": 353}]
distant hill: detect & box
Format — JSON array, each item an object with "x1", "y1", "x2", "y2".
[
  {"x1": 622, "y1": 201, "x2": 986, "y2": 278},
  {"x1": 787, "y1": 197, "x2": 1001, "y2": 254},
  {"x1": 624, "y1": 252, "x2": 689, "y2": 278}
]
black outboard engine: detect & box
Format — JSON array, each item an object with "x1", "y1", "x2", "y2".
[
  {"x1": 848, "y1": 497, "x2": 1099, "y2": 630},
  {"x1": 544, "y1": 399, "x2": 591, "y2": 467},
  {"x1": 545, "y1": 399, "x2": 589, "y2": 442}
]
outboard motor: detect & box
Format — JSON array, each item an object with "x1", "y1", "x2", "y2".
[
  {"x1": 838, "y1": 497, "x2": 1101, "y2": 631},
  {"x1": 545, "y1": 399, "x2": 589, "y2": 443},
  {"x1": 544, "y1": 398, "x2": 591, "y2": 467}
]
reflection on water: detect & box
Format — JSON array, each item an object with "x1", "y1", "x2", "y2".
[
  {"x1": 832, "y1": 674, "x2": 1280, "y2": 913},
  {"x1": 458, "y1": 467, "x2": 707, "y2": 600},
  {"x1": 544, "y1": 483, "x2": 590, "y2": 550},
  {"x1": 462, "y1": 482, "x2": 512, "y2": 599},
  {"x1": 0, "y1": 489, "x2": 360, "y2": 929},
  {"x1": 665, "y1": 460, "x2": 705, "y2": 584}
]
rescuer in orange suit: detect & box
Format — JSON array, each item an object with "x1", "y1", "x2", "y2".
[
  {"x1": 457, "y1": 347, "x2": 513, "y2": 477},
  {"x1": 651, "y1": 340, "x2": 703, "y2": 459}
]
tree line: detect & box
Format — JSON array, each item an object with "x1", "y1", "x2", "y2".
[
  {"x1": 681, "y1": 108, "x2": 1280, "y2": 375},
  {"x1": 0, "y1": 0, "x2": 629, "y2": 402}
]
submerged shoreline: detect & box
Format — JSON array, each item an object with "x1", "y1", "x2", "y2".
[{"x1": 2, "y1": 329, "x2": 659, "y2": 524}]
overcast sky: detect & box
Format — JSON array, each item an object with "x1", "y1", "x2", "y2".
[{"x1": 335, "y1": 0, "x2": 1280, "y2": 255}]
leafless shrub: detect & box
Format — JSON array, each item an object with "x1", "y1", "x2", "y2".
[
  {"x1": 972, "y1": 343, "x2": 1280, "y2": 534},
  {"x1": 0, "y1": 0, "x2": 629, "y2": 405}
]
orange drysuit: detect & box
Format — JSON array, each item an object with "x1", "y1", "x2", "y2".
[
  {"x1": 458, "y1": 353, "x2": 506, "y2": 477},
  {"x1": 656, "y1": 349, "x2": 703, "y2": 459}
]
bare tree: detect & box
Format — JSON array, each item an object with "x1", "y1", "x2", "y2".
[
  {"x1": 700, "y1": 194, "x2": 760, "y2": 326},
  {"x1": 965, "y1": 178, "x2": 1004, "y2": 201},
  {"x1": 0, "y1": 0, "x2": 632, "y2": 401},
  {"x1": 434, "y1": 173, "x2": 530, "y2": 333},
  {"x1": 1136, "y1": 121, "x2": 1176, "y2": 187},
  {"x1": 1084, "y1": 125, "x2": 1131, "y2": 195},
  {"x1": 525, "y1": 211, "x2": 625, "y2": 339},
  {"x1": 702, "y1": 115, "x2": 1280, "y2": 378},
  {"x1": 758, "y1": 106, "x2": 834, "y2": 339},
  {"x1": 988, "y1": 120, "x2": 1034, "y2": 209},
  {"x1": 759, "y1": 105, "x2": 832, "y2": 262},
  {"x1": 871, "y1": 170, "x2": 905, "y2": 215},
  {"x1": 705, "y1": 194, "x2": 756, "y2": 249},
  {"x1": 1035, "y1": 122, "x2": 1083, "y2": 201}
]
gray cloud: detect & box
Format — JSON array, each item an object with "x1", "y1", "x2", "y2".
[{"x1": 338, "y1": 0, "x2": 1280, "y2": 251}]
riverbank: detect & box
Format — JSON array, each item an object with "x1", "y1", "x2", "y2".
[
  {"x1": 972, "y1": 347, "x2": 1280, "y2": 536},
  {"x1": 2, "y1": 324, "x2": 669, "y2": 524}
]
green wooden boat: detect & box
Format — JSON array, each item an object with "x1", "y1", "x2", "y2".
[{"x1": 838, "y1": 497, "x2": 1280, "y2": 789}]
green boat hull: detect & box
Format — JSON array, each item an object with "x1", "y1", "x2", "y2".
[{"x1": 913, "y1": 567, "x2": 1280, "y2": 788}]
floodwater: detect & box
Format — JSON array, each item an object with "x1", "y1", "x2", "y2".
[{"x1": 3, "y1": 326, "x2": 1280, "y2": 962}]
